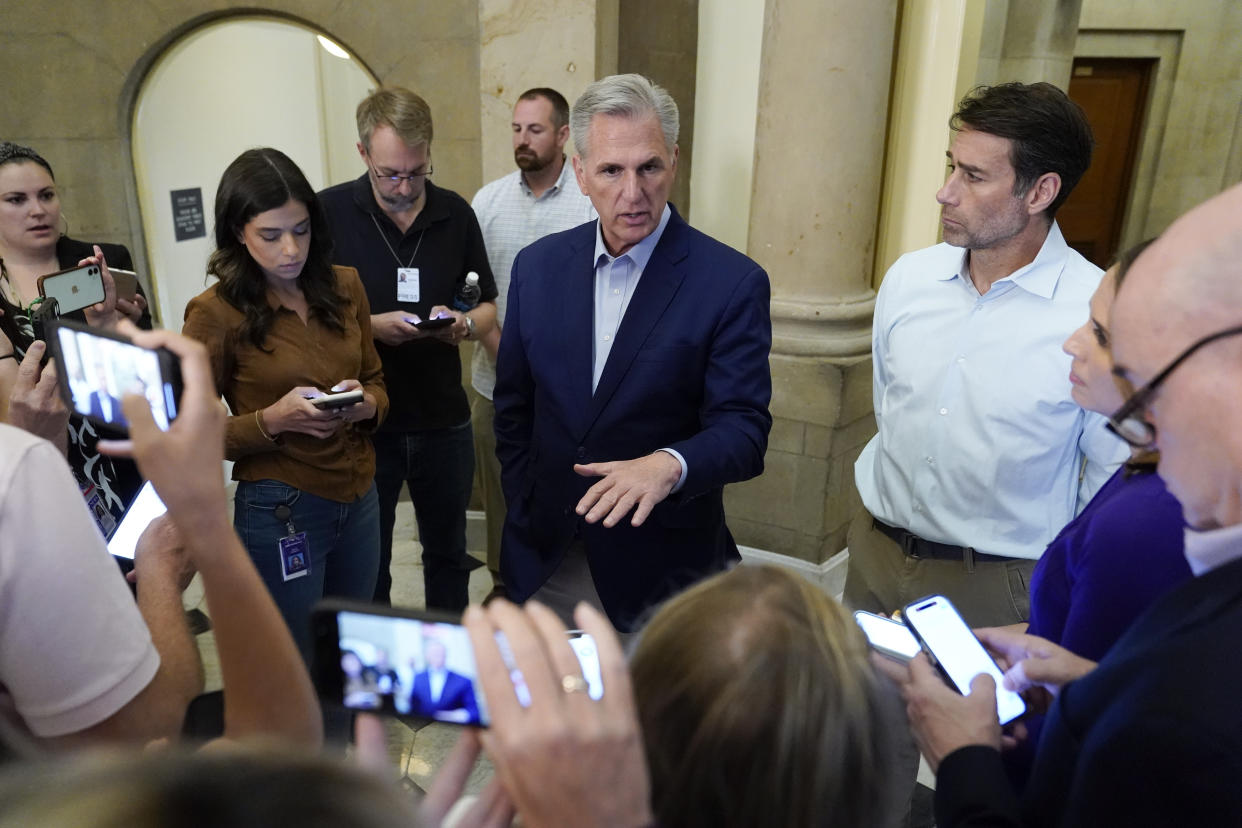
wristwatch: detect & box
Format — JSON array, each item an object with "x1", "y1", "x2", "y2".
[{"x1": 463, "y1": 314, "x2": 476, "y2": 338}]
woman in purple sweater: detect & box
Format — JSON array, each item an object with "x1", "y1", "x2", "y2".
[{"x1": 1004, "y1": 239, "x2": 1192, "y2": 786}]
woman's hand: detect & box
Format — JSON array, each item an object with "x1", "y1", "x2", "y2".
[
  {"x1": 117, "y1": 291, "x2": 148, "y2": 325},
  {"x1": 82, "y1": 244, "x2": 121, "y2": 329},
  {"x1": 260, "y1": 385, "x2": 346, "y2": 439},
  {"x1": 324, "y1": 379, "x2": 376, "y2": 424}
]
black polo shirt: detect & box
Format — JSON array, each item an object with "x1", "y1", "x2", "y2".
[{"x1": 319, "y1": 175, "x2": 497, "y2": 432}]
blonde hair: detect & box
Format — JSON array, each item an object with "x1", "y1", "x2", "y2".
[
  {"x1": 630, "y1": 565, "x2": 902, "y2": 828},
  {"x1": 356, "y1": 87, "x2": 433, "y2": 150}
]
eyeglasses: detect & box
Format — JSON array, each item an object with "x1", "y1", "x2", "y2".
[
  {"x1": 367, "y1": 157, "x2": 433, "y2": 185},
  {"x1": 1106, "y1": 323, "x2": 1242, "y2": 448}
]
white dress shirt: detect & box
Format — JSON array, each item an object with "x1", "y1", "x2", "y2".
[
  {"x1": 1184, "y1": 523, "x2": 1242, "y2": 577},
  {"x1": 470, "y1": 161, "x2": 596, "y2": 399},
  {"x1": 855, "y1": 222, "x2": 1129, "y2": 560}
]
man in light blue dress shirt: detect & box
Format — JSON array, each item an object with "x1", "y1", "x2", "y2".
[{"x1": 847, "y1": 83, "x2": 1128, "y2": 629}]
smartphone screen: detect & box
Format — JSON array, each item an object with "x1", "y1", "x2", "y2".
[
  {"x1": 313, "y1": 602, "x2": 603, "y2": 726},
  {"x1": 854, "y1": 610, "x2": 922, "y2": 661},
  {"x1": 50, "y1": 320, "x2": 180, "y2": 433},
  {"x1": 38, "y1": 264, "x2": 105, "y2": 314},
  {"x1": 106, "y1": 481, "x2": 167, "y2": 560},
  {"x1": 903, "y1": 595, "x2": 1026, "y2": 725}
]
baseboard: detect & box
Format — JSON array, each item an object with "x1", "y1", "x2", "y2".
[{"x1": 737, "y1": 545, "x2": 850, "y2": 603}]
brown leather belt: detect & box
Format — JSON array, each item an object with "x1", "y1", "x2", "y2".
[{"x1": 873, "y1": 518, "x2": 1010, "y2": 565}]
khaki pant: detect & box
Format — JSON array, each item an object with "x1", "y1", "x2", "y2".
[
  {"x1": 470, "y1": 394, "x2": 505, "y2": 589},
  {"x1": 843, "y1": 505, "x2": 1036, "y2": 628}
]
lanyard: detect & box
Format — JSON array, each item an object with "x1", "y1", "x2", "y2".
[{"x1": 369, "y1": 213, "x2": 426, "y2": 269}]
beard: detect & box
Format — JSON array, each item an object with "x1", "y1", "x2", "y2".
[{"x1": 514, "y1": 146, "x2": 553, "y2": 173}]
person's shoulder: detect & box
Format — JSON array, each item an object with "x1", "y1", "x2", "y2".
[
  {"x1": 317, "y1": 177, "x2": 361, "y2": 211},
  {"x1": 472, "y1": 170, "x2": 521, "y2": 208},
  {"x1": 427, "y1": 181, "x2": 475, "y2": 217},
  {"x1": 56, "y1": 236, "x2": 131, "y2": 268},
  {"x1": 520, "y1": 220, "x2": 594, "y2": 261},
  {"x1": 183, "y1": 281, "x2": 237, "y2": 324}
]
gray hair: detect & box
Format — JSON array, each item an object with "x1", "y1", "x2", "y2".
[{"x1": 570, "y1": 74, "x2": 679, "y2": 159}]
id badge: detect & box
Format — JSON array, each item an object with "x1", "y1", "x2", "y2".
[
  {"x1": 279, "y1": 532, "x2": 311, "y2": 581},
  {"x1": 397, "y1": 268, "x2": 420, "y2": 303}
]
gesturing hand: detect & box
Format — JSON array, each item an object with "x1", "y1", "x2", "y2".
[{"x1": 574, "y1": 451, "x2": 682, "y2": 527}]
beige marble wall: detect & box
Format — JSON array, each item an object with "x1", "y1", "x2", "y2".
[
  {"x1": 477, "y1": 0, "x2": 602, "y2": 186},
  {"x1": 727, "y1": 0, "x2": 899, "y2": 563},
  {"x1": 0, "y1": 1, "x2": 483, "y2": 271},
  {"x1": 988, "y1": 0, "x2": 1084, "y2": 88},
  {"x1": 1078, "y1": 0, "x2": 1242, "y2": 234}
]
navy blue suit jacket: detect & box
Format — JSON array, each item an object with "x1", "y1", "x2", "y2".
[
  {"x1": 408, "y1": 670, "x2": 478, "y2": 720},
  {"x1": 493, "y1": 207, "x2": 772, "y2": 630},
  {"x1": 934, "y1": 555, "x2": 1242, "y2": 827}
]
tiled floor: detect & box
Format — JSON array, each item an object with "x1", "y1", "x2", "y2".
[{"x1": 185, "y1": 498, "x2": 497, "y2": 795}]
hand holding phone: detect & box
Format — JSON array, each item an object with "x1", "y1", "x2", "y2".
[
  {"x1": 903, "y1": 595, "x2": 1026, "y2": 725},
  {"x1": 49, "y1": 319, "x2": 182, "y2": 434},
  {"x1": 38, "y1": 263, "x2": 105, "y2": 314},
  {"x1": 306, "y1": 389, "x2": 364, "y2": 410}
]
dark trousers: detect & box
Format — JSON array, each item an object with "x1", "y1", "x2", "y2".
[{"x1": 372, "y1": 421, "x2": 475, "y2": 612}]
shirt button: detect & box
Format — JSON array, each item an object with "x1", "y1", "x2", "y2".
[
  {"x1": 613, "y1": 288, "x2": 621, "y2": 295},
  {"x1": 957, "y1": 356, "x2": 965, "y2": 363},
  {"x1": 913, "y1": 503, "x2": 923, "y2": 513},
  {"x1": 925, "y1": 456, "x2": 934, "y2": 464},
  {"x1": 939, "y1": 407, "x2": 948, "y2": 415},
  {"x1": 603, "y1": 334, "x2": 612, "y2": 342}
]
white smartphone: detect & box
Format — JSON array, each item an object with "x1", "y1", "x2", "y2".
[
  {"x1": 38, "y1": 263, "x2": 106, "y2": 314},
  {"x1": 903, "y1": 595, "x2": 1027, "y2": 725},
  {"x1": 853, "y1": 610, "x2": 923, "y2": 661},
  {"x1": 307, "y1": 389, "x2": 364, "y2": 410},
  {"x1": 106, "y1": 481, "x2": 168, "y2": 560}
]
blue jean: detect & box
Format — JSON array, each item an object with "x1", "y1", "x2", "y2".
[
  {"x1": 234, "y1": 480, "x2": 380, "y2": 660},
  {"x1": 372, "y1": 421, "x2": 475, "y2": 611}
]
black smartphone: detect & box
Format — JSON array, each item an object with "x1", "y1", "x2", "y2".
[
  {"x1": 307, "y1": 389, "x2": 363, "y2": 410},
  {"x1": 38, "y1": 263, "x2": 105, "y2": 314},
  {"x1": 30, "y1": 296, "x2": 59, "y2": 360},
  {"x1": 853, "y1": 610, "x2": 923, "y2": 662},
  {"x1": 903, "y1": 595, "x2": 1027, "y2": 725},
  {"x1": 48, "y1": 319, "x2": 182, "y2": 434},
  {"x1": 311, "y1": 600, "x2": 604, "y2": 726},
  {"x1": 415, "y1": 316, "x2": 453, "y2": 331}
]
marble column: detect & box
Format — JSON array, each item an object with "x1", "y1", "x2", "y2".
[
  {"x1": 722, "y1": 0, "x2": 899, "y2": 566},
  {"x1": 993, "y1": 0, "x2": 1084, "y2": 88}
]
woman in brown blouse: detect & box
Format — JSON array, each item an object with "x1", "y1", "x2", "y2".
[{"x1": 183, "y1": 148, "x2": 387, "y2": 659}]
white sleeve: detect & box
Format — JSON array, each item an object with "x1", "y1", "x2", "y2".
[
  {"x1": 1076, "y1": 410, "x2": 1131, "y2": 511},
  {"x1": 0, "y1": 434, "x2": 159, "y2": 738}
]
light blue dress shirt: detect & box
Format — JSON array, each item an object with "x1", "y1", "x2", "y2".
[
  {"x1": 855, "y1": 222, "x2": 1129, "y2": 560},
  {"x1": 589, "y1": 204, "x2": 686, "y2": 489}
]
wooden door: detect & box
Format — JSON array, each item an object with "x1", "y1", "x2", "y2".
[{"x1": 1059, "y1": 58, "x2": 1154, "y2": 268}]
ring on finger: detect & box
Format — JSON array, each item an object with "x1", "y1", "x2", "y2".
[{"x1": 561, "y1": 674, "x2": 590, "y2": 695}]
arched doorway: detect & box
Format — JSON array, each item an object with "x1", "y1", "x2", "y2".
[{"x1": 131, "y1": 16, "x2": 377, "y2": 327}]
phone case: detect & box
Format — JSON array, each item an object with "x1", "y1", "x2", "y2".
[{"x1": 38, "y1": 264, "x2": 105, "y2": 314}]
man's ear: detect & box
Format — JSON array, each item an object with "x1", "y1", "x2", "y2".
[
  {"x1": 356, "y1": 141, "x2": 367, "y2": 161},
  {"x1": 1026, "y1": 172, "x2": 1061, "y2": 216},
  {"x1": 556, "y1": 123, "x2": 570, "y2": 150},
  {"x1": 572, "y1": 154, "x2": 589, "y2": 196}
]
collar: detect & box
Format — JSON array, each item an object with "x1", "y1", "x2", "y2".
[
  {"x1": 938, "y1": 221, "x2": 1069, "y2": 299},
  {"x1": 593, "y1": 203, "x2": 672, "y2": 270},
  {"x1": 1183, "y1": 522, "x2": 1242, "y2": 576},
  {"x1": 519, "y1": 155, "x2": 574, "y2": 198},
  {"x1": 350, "y1": 174, "x2": 450, "y2": 231}
]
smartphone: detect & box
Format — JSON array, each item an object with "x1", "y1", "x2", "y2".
[
  {"x1": 307, "y1": 389, "x2": 364, "y2": 410},
  {"x1": 854, "y1": 610, "x2": 923, "y2": 662},
  {"x1": 48, "y1": 319, "x2": 182, "y2": 434},
  {"x1": 38, "y1": 263, "x2": 106, "y2": 314},
  {"x1": 311, "y1": 600, "x2": 604, "y2": 726},
  {"x1": 30, "y1": 297, "x2": 59, "y2": 359},
  {"x1": 106, "y1": 481, "x2": 168, "y2": 561},
  {"x1": 413, "y1": 316, "x2": 453, "y2": 331},
  {"x1": 110, "y1": 268, "x2": 140, "y2": 302},
  {"x1": 903, "y1": 595, "x2": 1026, "y2": 725}
]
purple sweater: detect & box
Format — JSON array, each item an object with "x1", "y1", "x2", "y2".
[{"x1": 1006, "y1": 464, "x2": 1191, "y2": 788}]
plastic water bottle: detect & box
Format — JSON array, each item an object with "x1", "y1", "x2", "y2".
[{"x1": 452, "y1": 272, "x2": 481, "y2": 312}]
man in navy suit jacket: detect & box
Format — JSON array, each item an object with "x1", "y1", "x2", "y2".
[
  {"x1": 493, "y1": 74, "x2": 772, "y2": 632},
  {"x1": 407, "y1": 639, "x2": 479, "y2": 721},
  {"x1": 884, "y1": 182, "x2": 1242, "y2": 826}
]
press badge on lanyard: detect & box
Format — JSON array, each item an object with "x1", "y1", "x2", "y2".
[
  {"x1": 274, "y1": 504, "x2": 310, "y2": 581},
  {"x1": 397, "y1": 268, "x2": 420, "y2": 303}
]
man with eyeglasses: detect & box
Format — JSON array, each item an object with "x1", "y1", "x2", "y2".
[
  {"x1": 891, "y1": 182, "x2": 1242, "y2": 826},
  {"x1": 320, "y1": 87, "x2": 497, "y2": 611},
  {"x1": 847, "y1": 83, "x2": 1129, "y2": 630}
]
